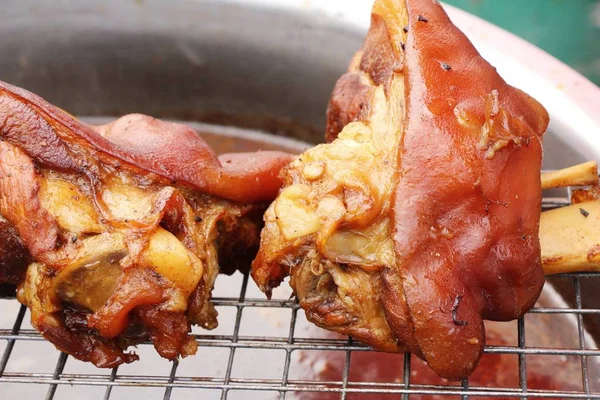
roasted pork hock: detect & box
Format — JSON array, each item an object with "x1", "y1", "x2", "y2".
[
  {"x1": 252, "y1": 0, "x2": 550, "y2": 380},
  {"x1": 0, "y1": 81, "x2": 291, "y2": 367}
]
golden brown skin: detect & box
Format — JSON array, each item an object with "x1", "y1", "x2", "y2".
[
  {"x1": 390, "y1": 0, "x2": 547, "y2": 378},
  {"x1": 252, "y1": 0, "x2": 548, "y2": 380},
  {"x1": 0, "y1": 80, "x2": 292, "y2": 367}
]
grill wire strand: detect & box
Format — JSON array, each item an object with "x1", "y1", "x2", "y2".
[{"x1": 0, "y1": 192, "x2": 599, "y2": 399}]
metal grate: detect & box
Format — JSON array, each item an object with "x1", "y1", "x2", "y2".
[{"x1": 0, "y1": 193, "x2": 599, "y2": 399}]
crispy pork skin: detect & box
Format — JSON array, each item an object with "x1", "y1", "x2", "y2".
[
  {"x1": 0, "y1": 81, "x2": 291, "y2": 367},
  {"x1": 252, "y1": 0, "x2": 548, "y2": 379}
]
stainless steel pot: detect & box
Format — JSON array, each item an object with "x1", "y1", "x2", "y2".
[{"x1": 2, "y1": 0, "x2": 371, "y2": 144}]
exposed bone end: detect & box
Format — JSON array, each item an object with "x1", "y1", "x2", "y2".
[
  {"x1": 540, "y1": 162, "x2": 600, "y2": 274},
  {"x1": 541, "y1": 161, "x2": 598, "y2": 190},
  {"x1": 540, "y1": 200, "x2": 600, "y2": 274}
]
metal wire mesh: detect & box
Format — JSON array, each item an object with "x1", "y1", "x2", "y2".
[{"x1": 0, "y1": 193, "x2": 599, "y2": 399}]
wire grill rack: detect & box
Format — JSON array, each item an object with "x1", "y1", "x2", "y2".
[{"x1": 1, "y1": 192, "x2": 599, "y2": 400}]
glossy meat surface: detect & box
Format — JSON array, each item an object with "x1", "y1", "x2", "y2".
[
  {"x1": 252, "y1": 0, "x2": 548, "y2": 379},
  {"x1": 390, "y1": 0, "x2": 547, "y2": 378},
  {"x1": 0, "y1": 81, "x2": 291, "y2": 367}
]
